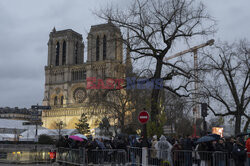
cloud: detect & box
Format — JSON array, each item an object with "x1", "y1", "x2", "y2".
[{"x1": 0, "y1": 0, "x2": 249, "y2": 108}]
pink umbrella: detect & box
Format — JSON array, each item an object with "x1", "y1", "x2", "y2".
[{"x1": 69, "y1": 135, "x2": 84, "y2": 142}]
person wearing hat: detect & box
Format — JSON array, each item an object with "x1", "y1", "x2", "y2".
[
  {"x1": 151, "y1": 135, "x2": 158, "y2": 158},
  {"x1": 246, "y1": 134, "x2": 250, "y2": 166},
  {"x1": 232, "y1": 137, "x2": 247, "y2": 166}
]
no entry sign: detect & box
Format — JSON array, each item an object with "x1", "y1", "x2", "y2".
[{"x1": 138, "y1": 111, "x2": 149, "y2": 124}]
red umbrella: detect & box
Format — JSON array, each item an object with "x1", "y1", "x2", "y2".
[{"x1": 69, "y1": 135, "x2": 84, "y2": 142}]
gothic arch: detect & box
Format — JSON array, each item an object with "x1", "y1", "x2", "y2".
[
  {"x1": 54, "y1": 96, "x2": 58, "y2": 105},
  {"x1": 55, "y1": 42, "x2": 60, "y2": 66},
  {"x1": 96, "y1": 36, "x2": 100, "y2": 61},
  {"x1": 103, "y1": 35, "x2": 107, "y2": 60},
  {"x1": 62, "y1": 41, "x2": 66, "y2": 65},
  {"x1": 74, "y1": 42, "x2": 78, "y2": 64}
]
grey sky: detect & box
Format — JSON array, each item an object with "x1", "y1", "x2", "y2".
[{"x1": 0, "y1": 0, "x2": 249, "y2": 108}]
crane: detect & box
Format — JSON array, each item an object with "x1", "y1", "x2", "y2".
[{"x1": 164, "y1": 39, "x2": 215, "y2": 135}]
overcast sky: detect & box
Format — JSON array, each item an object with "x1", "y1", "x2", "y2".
[{"x1": 0, "y1": 0, "x2": 249, "y2": 108}]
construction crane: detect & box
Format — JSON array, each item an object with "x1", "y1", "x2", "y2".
[{"x1": 164, "y1": 39, "x2": 215, "y2": 135}]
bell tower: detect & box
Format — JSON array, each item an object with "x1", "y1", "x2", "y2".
[
  {"x1": 86, "y1": 20, "x2": 124, "y2": 79},
  {"x1": 43, "y1": 28, "x2": 85, "y2": 107},
  {"x1": 47, "y1": 27, "x2": 84, "y2": 66}
]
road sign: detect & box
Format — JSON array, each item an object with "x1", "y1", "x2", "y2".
[
  {"x1": 31, "y1": 105, "x2": 51, "y2": 110},
  {"x1": 23, "y1": 121, "x2": 43, "y2": 125},
  {"x1": 138, "y1": 111, "x2": 149, "y2": 124}
]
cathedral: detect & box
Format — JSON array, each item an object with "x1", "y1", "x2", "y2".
[{"x1": 42, "y1": 21, "x2": 130, "y2": 130}]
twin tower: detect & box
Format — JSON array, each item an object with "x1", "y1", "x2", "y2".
[{"x1": 42, "y1": 21, "x2": 130, "y2": 129}]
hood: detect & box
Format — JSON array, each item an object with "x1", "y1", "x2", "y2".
[{"x1": 160, "y1": 135, "x2": 166, "y2": 142}]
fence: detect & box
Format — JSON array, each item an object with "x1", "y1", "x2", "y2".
[
  {"x1": 0, "y1": 144, "x2": 54, "y2": 164},
  {"x1": 57, "y1": 147, "x2": 85, "y2": 165},
  {"x1": 57, "y1": 148, "x2": 127, "y2": 165},
  {"x1": 1, "y1": 145, "x2": 249, "y2": 165},
  {"x1": 56, "y1": 147, "x2": 250, "y2": 166}
]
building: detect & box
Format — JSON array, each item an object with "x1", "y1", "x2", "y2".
[
  {"x1": 0, "y1": 119, "x2": 36, "y2": 141},
  {"x1": 42, "y1": 21, "x2": 131, "y2": 130},
  {"x1": 0, "y1": 107, "x2": 41, "y2": 121}
]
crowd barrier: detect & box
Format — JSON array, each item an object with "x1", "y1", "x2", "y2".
[
  {"x1": 56, "y1": 147, "x2": 250, "y2": 166},
  {"x1": 0, "y1": 144, "x2": 55, "y2": 164},
  {"x1": 0, "y1": 147, "x2": 52, "y2": 164},
  {"x1": 1, "y1": 145, "x2": 249, "y2": 165}
]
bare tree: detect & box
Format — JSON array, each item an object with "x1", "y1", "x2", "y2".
[
  {"x1": 88, "y1": 89, "x2": 135, "y2": 133},
  {"x1": 164, "y1": 92, "x2": 193, "y2": 135},
  {"x1": 200, "y1": 40, "x2": 250, "y2": 135},
  {"x1": 96, "y1": 0, "x2": 215, "y2": 122}
]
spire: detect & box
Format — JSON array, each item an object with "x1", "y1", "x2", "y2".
[
  {"x1": 126, "y1": 29, "x2": 133, "y2": 76},
  {"x1": 52, "y1": 27, "x2": 56, "y2": 33}
]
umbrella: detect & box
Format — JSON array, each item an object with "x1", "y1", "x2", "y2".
[
  {"x1": 94, "y1": 135, "x2": 110, "y2": 140},
  {"x1": 74, "y1": 134, "x2": 87, "y2": 140},
  {"x1": 69, "y1": 135, "x2": 84, "y2": 142},
  {"x1": 95, "y1": 139, "x2": 106, "y2": 149},
  {"x1": 208, "y1": 134, "x2": 221, "y2": 140},
  {"x1": 236, "y1": 132, "x2": 250, "y2": 137},
  {"x1": 195, "y1": 135, "x2": 217, "y2": 144}
]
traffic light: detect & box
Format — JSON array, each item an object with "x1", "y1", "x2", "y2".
[{"x1": 201, "y1": 103, "x2": 208, "y2": 117}]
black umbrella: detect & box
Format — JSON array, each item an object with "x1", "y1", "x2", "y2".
[
  {"x1": 196, "y1": 135, "x2": 217, "y2": 144},
  {"x1": 208, "y1": 134, "x2": 221, "y2": 140},
  {"x1": 236, "y1": 132, "x2": 250, "y2": 137}
]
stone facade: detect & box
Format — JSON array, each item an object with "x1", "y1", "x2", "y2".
[{"x1": 42, "y1": 21, "x2": 127, "y2": 130}]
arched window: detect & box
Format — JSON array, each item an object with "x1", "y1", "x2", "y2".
[
  {"x1": 96, "y1": 36, "x2": 100, "y2": 61},
  {"x1": 54, "y1": 96, "x2": 58, "y2": 105},
  {"x1": 61, "y1": 96, "x2": 64, "y2": 105},
  {"x1": 74, "y1": 42, "x2": 78, "y2": 64},
  {"x1": 55, "y1": 42, "x2": 60, "y2": 66},
  {"x1": 62, "y1": 41, "x2": 66, "y2": 65},
  {"x1": 103, "y1": 35, "x2": 107, "y2": 60}
]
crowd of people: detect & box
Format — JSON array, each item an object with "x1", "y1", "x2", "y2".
[{"x1": 56, "y1": 133, "x2": 250, "y2": 166}]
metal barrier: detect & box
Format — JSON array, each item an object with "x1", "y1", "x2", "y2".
[
  {"x1": 0, "y1": 147, "x2": 52, "y2": 164},
  {"x1": 87, "y1": 149, "x2": 127, "y2": 165},
  {"x1": 148, "y1": 148, "x2": 172, "y2": 166},
  {"x1": 57, "y1": 147, "x2": 85, "y2": 165},
  {"x1": 57, "y1": 148, "x2": 127, "y2": 165},
  {"x1": 127, "y1": 147, "x2": 143, "y2": 165}
]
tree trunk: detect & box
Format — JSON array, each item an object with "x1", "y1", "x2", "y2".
[
  {"x1": 243, "y1": 119, "x2": 249, "y2": 132},
  {"x1": 151, "y1": 58, "x2": 163, "y2": 122},
  {"x1": 235, "y1": 114, "x2": 242, "y2": 135},
  {"x1": 120, "y1": 113, "x2": 125, "y2": 133}
]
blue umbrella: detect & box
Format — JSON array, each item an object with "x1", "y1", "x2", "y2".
[
  {"x1": 195, "y1": 136, "x2": 217, "y2": 144},
  {"x1": 208, "y1": 134, "x2": 221, "y2": 140},
  {"x1": 95, "y1": 139, "x2": 106, "y2": 149}
]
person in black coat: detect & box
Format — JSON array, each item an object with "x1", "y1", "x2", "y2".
[
  {"x1": 225, "y1": 137, "x2": 235, "y2": 166},
  {"x1": 232, "y1": 137, "x2": 247, "y2": 166},
  {"x1": 215, "y1": 139, "x2": 227, "y2": 166}
]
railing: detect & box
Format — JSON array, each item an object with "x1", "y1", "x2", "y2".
[
  {"x1": 87, "y1": 149, "x2": 127, "y2": 165},
  {"x1": 57, "y1": 147, "x2": 85, "y2": 165},
  {"x1": 56, "y1": 147, "x2": 250, "y2": 166},
  {"x1": 0, "y1": 144, "x2": 55, "y2": 164},
  {"x1": 2, "y1": 146, "x2": 248, "y2": 166},
  {"x1": 0, "y1": 148, "x2": 52, "y2": 164}
]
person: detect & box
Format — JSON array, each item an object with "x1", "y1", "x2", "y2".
[
  {"x1": 151, "y1": 135, "x2": 158, "y2": 158},
  {"x1": 246, "y1": 134, "x2": 250, "y2": 166},
  {"x1": 172, "y1": 140, "x2": 183, "y2": 166},
  {"x1": 215, "y1": 139, "x2": 226, "y2": 166},
  {"x1": 232, "y1": 137, "x2": 247, "y2": 166},
  {"x1": 182, "y1": 135, "x2": 193, "y2": 166},
  {"x1": 225, "y1": 137, "x2": 235, "y2": 166},
  {"x1": 156, "y1": 135, "x2": 173, "y2": 166}
]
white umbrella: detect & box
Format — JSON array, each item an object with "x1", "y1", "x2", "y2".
[
  {"x1": 74, "y1": 134, "x2": 88, "y2": 140},
  {"x1": 94, "y1": 135, "x2": 110, "y2": 140}
]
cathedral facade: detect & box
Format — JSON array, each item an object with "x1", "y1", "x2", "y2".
[{"x1": 42, "y1": 21, "x2": 127, "y2": 130}]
